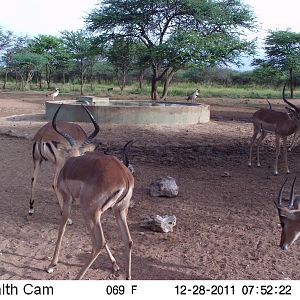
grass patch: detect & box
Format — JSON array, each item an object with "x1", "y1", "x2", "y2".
[{"x1": 1, "y1": 81, "x2": 300, "y2": 99}]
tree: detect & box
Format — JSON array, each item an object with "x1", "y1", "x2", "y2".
[
  {"x1": 107, "y1": 38, "x2": 137, "y2": 90},
  {"x1": 258, "y1": 30, "x2": 300, "y2": 98},
  {"x1": 1, "y1": 34, "x2": 30, "y2": 89},
  {"x1": 9, "y1": 51, "x2": 47, "y2": 89},
  {"x1": 0, "y1": 27, "x2": 14, "y2": 51},
  {"x1": 86, "y1": 0, "x2": 257, "y2": 100},
  {"x1": 61, "y1": 30, "x2": 99, "y2": 95},
  {"x1": 29, "y1": 35, "x2": 65, "y2": 89}
]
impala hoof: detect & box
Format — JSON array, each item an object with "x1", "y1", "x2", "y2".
[
  {"x1": 28, "y1": 209, "x2": 34, "y2": 216},
  {"x1": 67, "y1": 218, "x2": 73, "y2": 225},
  {"x1": 248, "y1": 163, "x2": 252, "y2": 167},
  {"x1": 47, "y1": 266, "x2": 56, "y2": 274},
  {"x1": 112, "y1": 262, "x2": 120, "y2": 272},
  {"x1": 257, "y1": 163, "x2": 261, "y2": 167},
  {"x1": 274, "y1": 172, "x2": 278, "y2": 176}
]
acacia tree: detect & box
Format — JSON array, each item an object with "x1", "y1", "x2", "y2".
[
  {"x1": 86, "y1": 0, "x2": 257, "y2": 100},
  {"x1": 0, "y1": 27, "x2": 14, "y2": 88},
  {"x1": 258, "y1": 30, "x2": 300, "y2": 98},
  {"x1": 29, "y1": 35, "x2": 65, "y2": 89},
  {"x1": 61, "y1": 30, "x2": 99, "y2": 95},
  {"x1": 1, "y1": 34, "x2": 29, "y2": 89},
  {"x1": 0, "y1": 27, "x2": 14, "y2": 51},
  {"x1": 106, "y1": 38, "x2": 137, "y2": 90},
  {"x1": 9, "y1": 51, "x2": 47, "y2": 89}
]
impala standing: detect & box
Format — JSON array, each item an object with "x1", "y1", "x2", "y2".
[
  {"x1": 46, "y1": 104, "x2": 134, "y2": 280},
  {"x1": 248, "y1": 83, "x2": 300, "y2": 175},
  {"x1": 29, "y1": 106, "x2": 99, "y2": 215}
]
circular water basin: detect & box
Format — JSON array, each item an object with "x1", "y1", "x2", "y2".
[{"x1": 45, "y1": 99, "x2": 210, "y2": 125}]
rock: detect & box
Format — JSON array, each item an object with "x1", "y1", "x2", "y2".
[
  {"x1": 140, "y1": 214, "x2": 177, "y2": 233},
  {"x1": 221, "y1": 171, "x2": 231, "y2": 177},
  {"x1": 149, "y1": 176, "x2": 178, "y2": 197}
]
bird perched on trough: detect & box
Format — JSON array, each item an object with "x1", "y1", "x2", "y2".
[
  {"x1": 186, "y1": 89, "x2": 199, "y2": 103},
  {"x1": 46, "y1": 88, "x2": 59, "y2": 101}
]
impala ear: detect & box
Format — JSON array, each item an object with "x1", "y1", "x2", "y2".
[{"x1": 79, "y1": 143, "x2": 96, "y2": 154}]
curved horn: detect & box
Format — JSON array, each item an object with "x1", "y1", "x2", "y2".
[
  {"x1": 80, "y1": 105, "x2": 100, "y2": 146},
  {"x1": 122, "y1": 140, "x2": 134, "y2": 168},
  {"x1": 277, "y1": 177, "x2": 288, "y2": 207},
  {"x1": 288, "y1": 176, "x2": 297, "y2": 209},
  {"x1": 266, "y1": 99, "x2": 272, "y2": 109},
  {"x1": 282, "y1": 82, "x2": 299, "y2": 113},
  {"x1": 52, "y1": 104, "x2": 76, "y2": 146}
]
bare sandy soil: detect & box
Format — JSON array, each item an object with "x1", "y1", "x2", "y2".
[{"x1": 0, "y1": 91, "x2": 300, "y2": 280}]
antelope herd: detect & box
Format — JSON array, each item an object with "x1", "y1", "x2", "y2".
[{"x1": 22, "y1": 83, "x2": 300, "y2": 279}]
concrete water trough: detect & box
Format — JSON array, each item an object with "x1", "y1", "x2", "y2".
[{"x1": 45, "y1": 96, "x2": 210, "y2": 125}]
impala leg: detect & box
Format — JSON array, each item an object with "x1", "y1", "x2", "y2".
[
  {"x1": 283, "y1": 137, "x2": 290, "y2": 174},
  {"x1": 53, "y1": 165, "x2": 62, "y2": 209},
  {"x1": 256, "y1": 130, "x2": 267, "y2": 167},
  {"x1": 274, "y1": 135, "x2": 281, "y2": 176},
  {"x1": 29, "y1": 159, "x2": 42, "y2": 215},
  {"x1": 53, "y1": 163, "x2": 73, "y2": 225},
  {"x1": 248, "y1": 126, "x2": 260, "y2": 167},
  {"x1": 114, "y1": 207, "x2": 133, "y2": 280},
  {"x1": 77, "y1": 210, "x2": 110, "y2": 280},
  {"x1": 47, "y1": 197, "x2": 72, "y2": 273}
]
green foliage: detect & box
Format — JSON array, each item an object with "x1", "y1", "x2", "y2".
[
  {"x1": 8, "y1": 51, "x2": 47, "y2": 89},
  {"x1": 86, "y1": 0, "x2": 257, "y2": 99},
  {"x1": 253, "y1": 30, "x2": 300, "y2": 97},
  {"x1": 61, "y1": 30, "x2": 102, "y2": 94},
  {"x1": 264, "y1": 30, "x2": 300, "y2": 71},
  {"x1": 0, "y1": 27, "x2": 14, "y2": 51}
]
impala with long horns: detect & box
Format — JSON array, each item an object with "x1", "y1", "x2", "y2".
[
  {"x1": 46, "y1": 104, "x2": 134, "y2": 280},
  {"x1": 275, "y1": 177, "x2": 300, "y2": 250},
  {"x1": 248, "y1": 83, "x2": 300, "y2": 175},
  {"x1": 29, "y1": 106, "x2": 99, "y2": 216}
]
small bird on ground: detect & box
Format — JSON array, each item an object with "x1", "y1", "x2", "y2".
[{"x1": 46, "y1": 88, "x2": 59, "y2": 101}]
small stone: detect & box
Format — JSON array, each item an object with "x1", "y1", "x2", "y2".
[
  {"x1": 221, "y1": 171, "x2": 231, "y2": 177},
  {"x1": 140, "y1": 214, "x2": 176, "y2": 233},
  {"x1": 149, "y1": 176, "x2": 179, "y2": 197}
]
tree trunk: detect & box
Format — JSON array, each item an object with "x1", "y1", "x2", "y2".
[
  {"x1": 121, "y1": 70, "x2": 126, "y2": 91},
  {"x1": 138, "y1": 69, "x2": 144, "y2": 89},
  {"x1": 151, "y1": 64, "x2": 160, "y2": 101},
  {"x1": 80, "y1": 59, "x2": 84, "y2": 95},
  {"x1": 289, "y1": 68, "x2": 294, "y2": 99},
  {"x1": 46, "y1": 63, "x2": 51, "y2": 89},
  {"x1": 63, "y1": 72, "x2": 66, "y2": 85},
  {"x1": 151, "y1": 77, "x2": 159, "y2": 101},
  {"x1": 2, "y1": 70, "x2": 7, "y2": 89},
  {"x1": 161, "y1": 69, "x2": 176, "y2": 101}
]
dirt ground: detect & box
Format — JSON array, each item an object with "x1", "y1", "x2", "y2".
[{"x1": 0, "y1": 91, "x2": 300, "y2": 280}]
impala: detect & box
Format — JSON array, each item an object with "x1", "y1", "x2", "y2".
[
  {"x1": 29, "y1": 106, "x2": 99, "y2": 215},
  {"x1": 248, "y1": 83, "x2": 300, "y2": 175},
  {"x1": 46, "y1": 104, "x2": 134, "y2": 280},
  {"x1": 275, "y1": 177, "x2": 300, "y2": 250}
]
